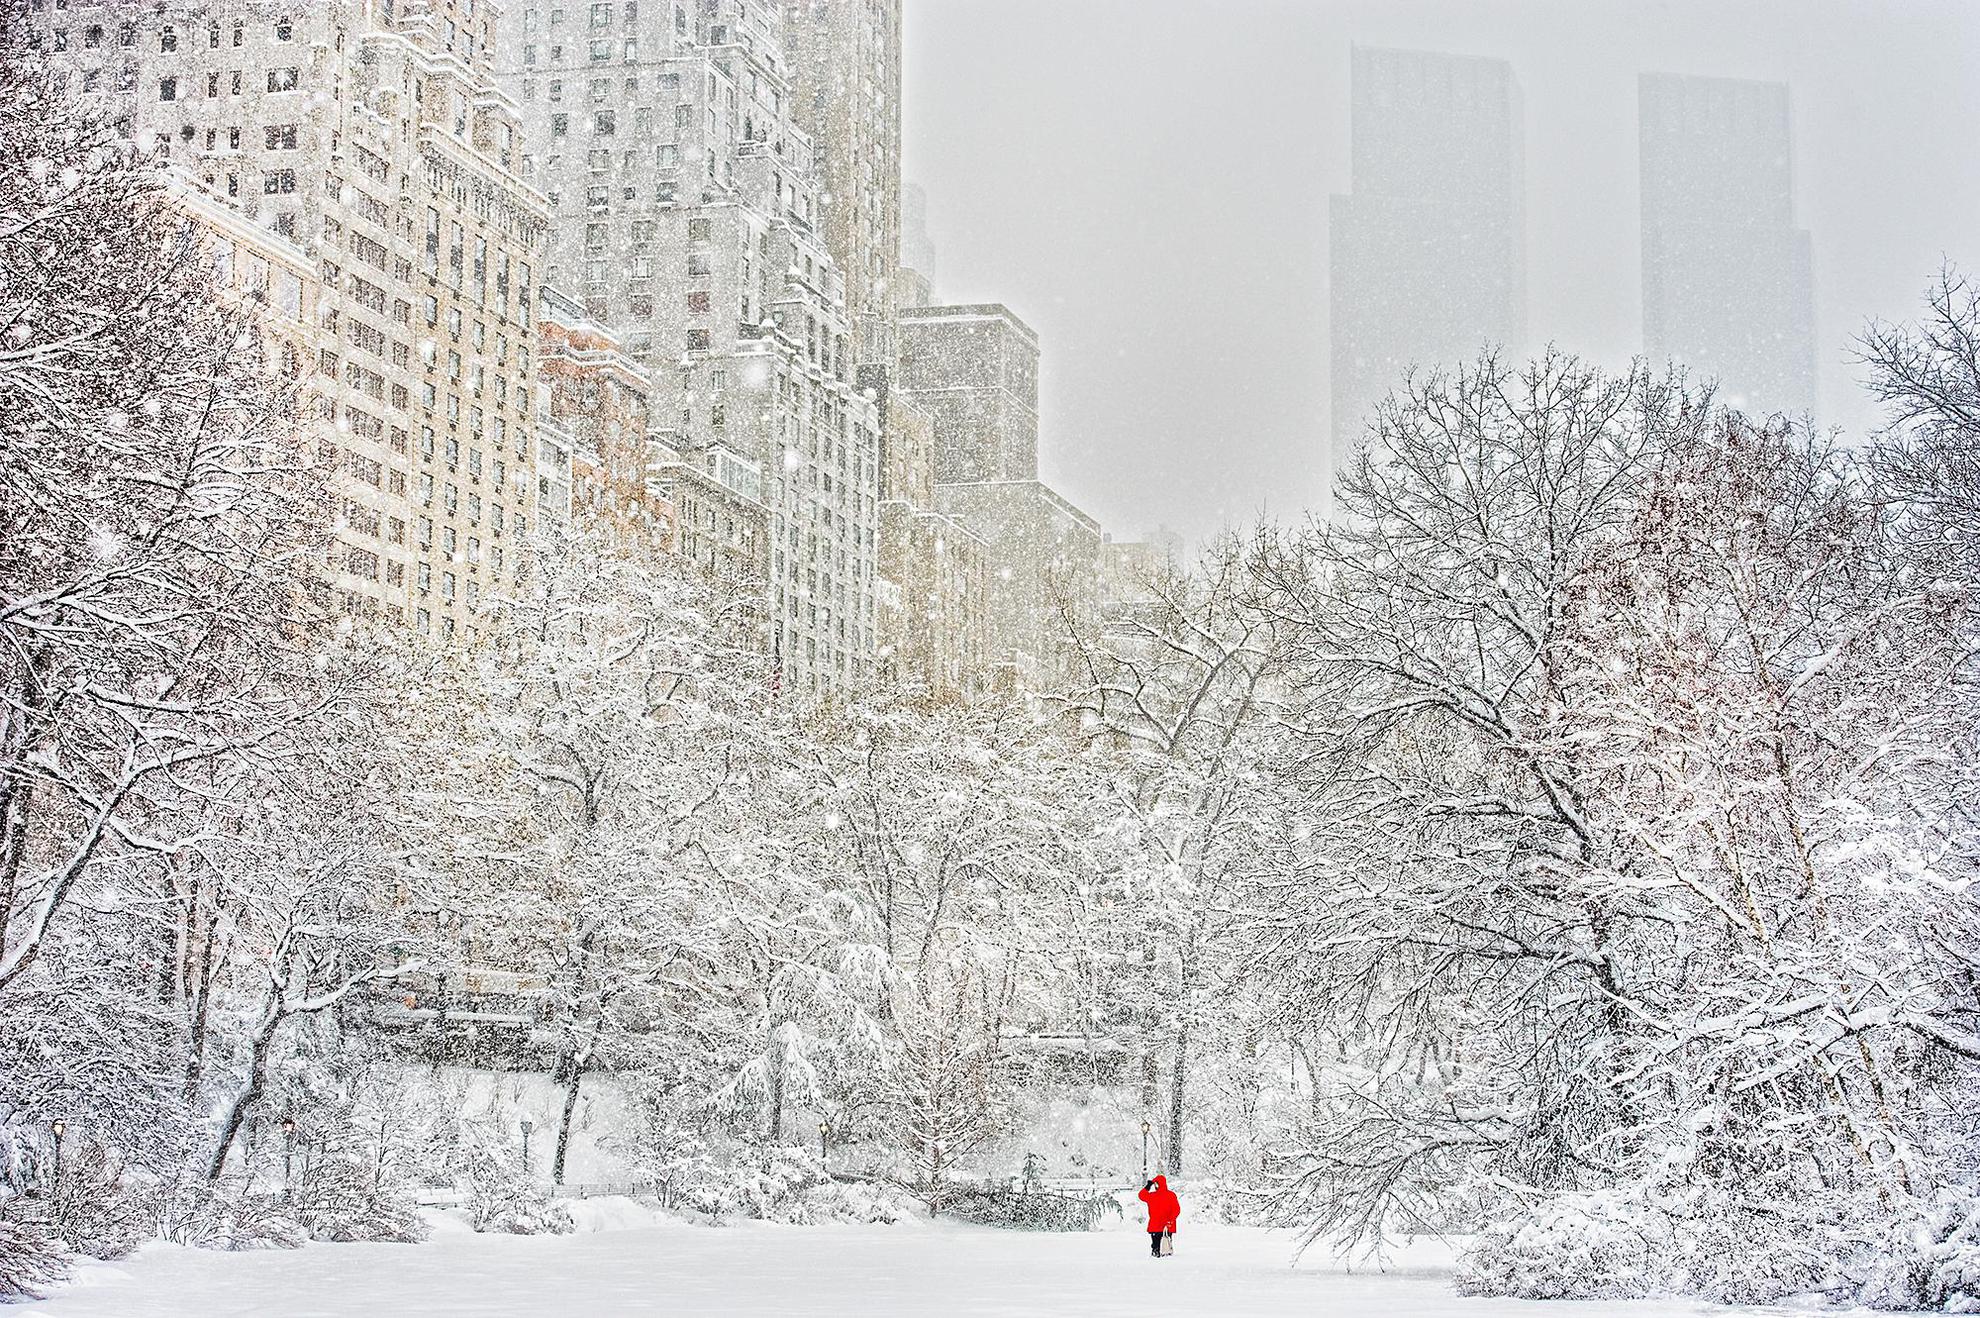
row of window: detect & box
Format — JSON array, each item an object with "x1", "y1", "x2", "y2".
[
  {"x1": 33, "y1": 14, "x2": 292, "y2": 51},
  {"x1": 159, "y1": 67, "x2": 298, "y2": 101},
  {"x1": 523, "y1": 2, "x2": 646, "y2": 32}
]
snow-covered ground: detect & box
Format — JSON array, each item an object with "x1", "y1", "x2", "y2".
[{"x1": 17, "y1": 1212, "x2": 1914, "y2": 1318}]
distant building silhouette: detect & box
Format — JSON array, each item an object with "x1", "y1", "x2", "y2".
[
  {"x1": 1639, "y1": 73, "x2": 1815, "y2": 416},
  {"x1": 1330, "y1": 47, "x2": 1526, "y2": 488}
]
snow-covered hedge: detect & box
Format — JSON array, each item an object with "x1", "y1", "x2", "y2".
[{"x1": 1456, "y1": 1189, "x2": 1658, "y2": 1300}]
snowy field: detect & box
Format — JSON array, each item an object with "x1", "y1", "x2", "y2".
[{"x1": 17, "y1": 1213, "x2": 1919, "y2": 1318}]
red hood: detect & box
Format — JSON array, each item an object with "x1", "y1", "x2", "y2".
[{"x1": 1152, "y1": 1175, "x2": 1168, "y2": 1190}]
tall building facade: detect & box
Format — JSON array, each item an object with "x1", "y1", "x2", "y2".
[
  {"x1": 1330, "y1": 47, "x2": 1525, "y2": 475},
  {"x1": 492, "y1": 0, "x2": 882, "y2": 695},
  {"x1": 782, "y1": 0, "x2": 902, "y2": 371},
  {"x1": 875, "y1": 387, "x2": 988, "y2": 701},
  {"x1": 1639, "y1": 73, "x2": 1815, "y2": 416},
  {"x1": 897, "y1": 304, "x2": 1041, "y2": 485},
  {"x1": 29, "y1": 0, "x2": 553, "y2": 644}
]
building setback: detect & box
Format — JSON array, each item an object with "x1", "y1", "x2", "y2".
[
  {"x1": 1639, "y1": 72, "x2": 1815, "y2": 416},
  {"x1": 1330, "y1": 46, "x2": 1525, "y2": 480},
  {"x1": 897, "y1": 301, "x2": 1127, "y2": 693},
  {"x1": 492, "y1": 0, "x2": 881, "y2": 696},
  {"x1": 29, "y1": 0, "x2": 553, "y2": 644}
]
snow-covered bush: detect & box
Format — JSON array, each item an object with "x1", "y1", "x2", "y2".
[
  {"x1": 697, "y1": 1145, "x2": 831, "y2": 1223},
  {"x1": 459, "y1": 1142, "x2": 573, "y2": 1236},
  {"x1": 153, "y1": 1183, "x2": 307, "y2": 1253},
  {"x1": 291, "y1": 1157, "x2": 427, "y2": 1245},
  {"x1": 942, "y1": 1186, "x2": 1118, "y2": 1232},
  {"x1": 1456, "y1": 1190, "x2": 1660, "y2": 1300},
  {"x1": 1853, "y1": 1191, "x2": 1980, "y2": 1313},
  {"x1": 35, "y1": 1141, "x2": 149, "y2": 1263},
  {"x1": 792, "y1": 1178, "x2": 906, "y2": 1225},
  {"x1": 0, "y1": 1215, "x2": 68, "y2": 1303}
]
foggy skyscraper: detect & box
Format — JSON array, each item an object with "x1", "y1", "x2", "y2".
[
  {"x1": 1639, "y1": 73, "x2": 1816, "y2": 416},
  {"x1": 1330, "y1": 47, "x2": 1527, "y2": 479}
]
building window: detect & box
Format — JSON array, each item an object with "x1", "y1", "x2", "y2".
[
  {"x1": 264, "y1": 124, "x2": 298, "y2": 150},
  {"x1": 275, "y1": 15, "x2": 293, "y2": 40},
  {"x1": 158, "y1": 77, "x2": 178, "y2": 101},
  {"x1": 686, "y1": 291, "x2": 711, "y2": 314},
  {"x1": 267, "y1": 67, "x2": 300, "y2": 92},
  {"x1": 263, "y1": 169, "x2": 296, "y2": 194},
  {"x1": 594, "y1": 109, "x2": 615, "y2": 135},
  {"x1": 551, "y1": 114, "x2": 568, "y2": 137},
  {"x1": 686, "y1": 328, "x2": 710, "y2": 352},
  {"x1": 160, "y1": 25, "x2": 178, "y2": 51}
]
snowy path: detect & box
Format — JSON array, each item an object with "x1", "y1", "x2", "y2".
[{"x1": 20, "y1": 1217, "x2": 1888, "y2": 1318}]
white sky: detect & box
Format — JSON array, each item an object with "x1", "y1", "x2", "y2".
[{"x1": 903, "y1": 0, "x2": 1980, "y2": 548}]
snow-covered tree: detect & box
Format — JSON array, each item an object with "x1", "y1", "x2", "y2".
[
  {"x1": 1248, "y1": 350, "x2": 1978, "y2": 1303},
  {"x1": 1049, "y1": 543, "x2": 1284, "y2": 1177}
]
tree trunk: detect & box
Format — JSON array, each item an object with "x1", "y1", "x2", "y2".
[
  {"x1": 767, "y1": 1048, "x2": 784, "y2": 1145},
  {"x1": 549, "y1": 1071, "x2": 582, "y2": 1185},
  {"x1": 206, "y1": 1007, "x2": 282, "y2": 1182},
  {"x1": 1165, "y1": 1015, "x2": 1188, "y2": 1177},
  {"x1": 550, "y1": 1056, "x2": 584, "y2": 1184}
]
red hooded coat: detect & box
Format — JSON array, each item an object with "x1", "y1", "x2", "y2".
[{"x1": 1138, "y1": 1175, "x2": 1180, "y2": 1233}]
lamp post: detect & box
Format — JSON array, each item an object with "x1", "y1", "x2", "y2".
[
  {"x1": 818, "y1": 1122, "x2": 829, "y2": 1169},
  {"x1": 1140, "y1": 1120, "x2": 1151, "y2": 1180},
  {"x1": 519, "y1": 1118, "x2": 534, "y2": 1180},
  {"x1": 50, "y1": 1120, "x2": 65, "y2": 1196},
  {"x1": 281, "y1": 1117, "x2": 296, "y2": 1200}
]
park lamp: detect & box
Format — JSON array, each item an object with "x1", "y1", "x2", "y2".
[
  {"x1": 51, "y1": 1120, "x2": 65, "y2": 1140},
  {"x1": 1141, "y1": 1120, "x2": 1151, "y2": 1136}
]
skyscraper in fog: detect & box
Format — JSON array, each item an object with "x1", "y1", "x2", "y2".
[
  {"x1": 1639, "y1": 73, "x2": 1815, "y2": 416},
  {"x1": 1330, "y1": 47, "x2": 1526, "y2": 479}
]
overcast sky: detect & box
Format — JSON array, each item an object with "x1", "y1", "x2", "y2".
[{"x1": 902, "y1": 0, "x2": 1980, "y2": 549}]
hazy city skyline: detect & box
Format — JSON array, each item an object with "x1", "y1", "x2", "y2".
[{"x1": 904, "y1": 0, "x2": 1980, "y2": 548}]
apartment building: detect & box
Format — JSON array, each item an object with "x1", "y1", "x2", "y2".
[
  {"x1": 648, "y1": 438, "x2": 770, "y2": 591},
  {"x1": 781, "y1": 0, "x2": 902, "y2": 371},
  {"x1": 492, "y1": 0, "x2": 881, "y2": 695},
  {"x1": 28, "y1": 0, "x2": 553, "y2": 642}
]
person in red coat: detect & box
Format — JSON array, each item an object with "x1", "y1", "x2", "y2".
[{"x1": 1138, "y1": 1174, "x2": 1180, "y2": 1257}]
